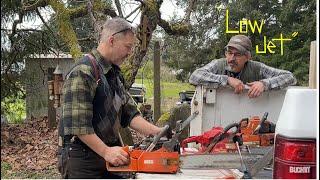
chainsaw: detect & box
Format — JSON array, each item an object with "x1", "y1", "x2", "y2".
[
  {"x1": 181, "y1": 122, "x2": 241, "y2": 153},
  {"x1": 106, "y1": 111, "x2": 199, "y2": 174},
  {"x1": 240, "y1": 112, "x2": 275, "y2": 146},
  {"x1": 181, "y1": 112, "x2": 275, "y2": 154}
]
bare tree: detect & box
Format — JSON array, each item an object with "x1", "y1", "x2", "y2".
[{"x1": 11, "y1": 0, "x2": 196, "y2": 88}]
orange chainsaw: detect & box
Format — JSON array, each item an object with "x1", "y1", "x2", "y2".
[
  {"x1": 239, "y1": 112, "x2": 275, "y2": 146},
  {"x1": 106, "y1": 111, "x2": 199, "y2": 174}
]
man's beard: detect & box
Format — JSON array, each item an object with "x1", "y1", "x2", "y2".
[{"x1": 226, "y1": 62, "x2": 238, "y2": 73}]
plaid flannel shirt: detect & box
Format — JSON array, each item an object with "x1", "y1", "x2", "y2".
[
  {"x1": 189, "y1": 59, "x2": 297, "y2": 90},
  {"x1": 61, "y1": 50, "x2": 139, "y2": 137}
]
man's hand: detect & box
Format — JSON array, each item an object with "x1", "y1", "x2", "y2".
[
  {"x1": 104, "y1": 146, "x2": 129, "y2": 166},
  {"x1": 247, "y1": 81, "x2": 265, "y2": 98},
  {"x1": 227, "y1": 77, "x2": 245, "y2": 94}
]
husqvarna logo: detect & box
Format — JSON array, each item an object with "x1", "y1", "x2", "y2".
[
  {"x1": 289, "y1": 166, "x2": 310, "y2": 173},
  {"x1": 144, "y1": 160, "x2": 154, "y2": 164}
]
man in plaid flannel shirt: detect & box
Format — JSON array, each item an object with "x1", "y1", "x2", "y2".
[
  {"x1": 58, "y1": 18, "x2": 164, "y2": 178},
  {"x1": 189, "y1": 35, "x2": 296, "y2": 98}
]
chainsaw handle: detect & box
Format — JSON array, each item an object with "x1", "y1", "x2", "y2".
[
  {"x1": 204, "y1": 124, "x2": 239, "y2": 154},
  {"x1": 180, "y1": 136, "x2": 198, "y2": 150},
  {"x1": 223, "y1": 122, "x2": 240, "y2": 134},
  {"x1": 146, "y1": 125, "x2": 169, "y2": 152},
  {"x1": 106, "y1": 146, "x2": 130, "y2": 170},
  {"x1": 239, "y1": 118, "x2": 249, "y2": 127}
]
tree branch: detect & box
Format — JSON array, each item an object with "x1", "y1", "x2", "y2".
[
  {"x1": 9, "y1": 11, "x2": 24, "y2": 42},
  {"x1": 47, "y1": 0, "x2": 82, "y2": 58},
  {"x1": 158, "y1": 19, "x2": 190, "y2": 36},
  {"x1": 35, "y1": 8, "x2": 54, "y2": 35},
  {"x1": 2, "y1": 28, "x2": 43, "y2": 32},
  {"x1": 78, "y1": 36, "x2": 94, "y2": 41},
  {"x1": 183, "y1": 0, "x2": 197, "y2": 23},
  {"x1": 69, "y1": 0, "x2": 117, "y2": 19},
  {"x1": 114, "y1": 0, "x2": 123, "y2": 18},
  {"x1": 22, "y1": 0, "x2": 48, "y2": 11},
  {"x1": 124, "y1": 5, "x2": 141, "y2": 19},
  {"x1": 36, "y1": 7, "x2": 64, "y2": 49},
  {"x1": 87, "y1": 0, "x2": 99, "y2": 43}
]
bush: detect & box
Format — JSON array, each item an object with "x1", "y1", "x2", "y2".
[{"x1": 1, "y1": 93, "x2": 26, "y2": 124}]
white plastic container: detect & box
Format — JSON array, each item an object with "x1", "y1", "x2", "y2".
[
  {"x1": 273, "y1": 88, "x2": 317, "y2": 179},
  {"x1": 275, "y1": 88, "x2": 317, "y2": 138}
]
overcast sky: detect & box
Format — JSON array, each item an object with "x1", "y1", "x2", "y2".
[{"x1": 14, "y1": 1, "x2": 184, "y2": 29}]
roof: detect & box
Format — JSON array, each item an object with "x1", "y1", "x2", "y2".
[{"x1": 29, "y1": 53, "x2": 74, "y2": 59}]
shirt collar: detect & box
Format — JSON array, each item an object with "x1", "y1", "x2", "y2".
[{"x1": 91, "y1": 49, "x2": 112, "y2": 74}]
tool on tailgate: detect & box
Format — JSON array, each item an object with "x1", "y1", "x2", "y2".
[
  {"x1": 106, "y1": 111, "x2": 199, "y2": 174},
  {"x1": 181, "y1": 122, "x2": 241, "y2": 153},
  {"x1": 181, "y1": 112, "x2": 275, "y2": 154},
  {"x1": 239, "y1": 112, "x2": 275, "y2": 146},
  {"x1": 235, "y1": 141, "x2": 252, "y2": 179}
]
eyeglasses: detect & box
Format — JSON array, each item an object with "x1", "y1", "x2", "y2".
[
  {"x1": 111, "y1": 27, "x2": 134, "y2": 36},
  {"x1": 224, "y1": 47, "x2": 247, "y2": 58},
  {"x1": 225, "y1": 50, "x2": 244, "y2": 58}
]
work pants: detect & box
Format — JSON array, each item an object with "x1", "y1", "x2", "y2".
[{"x1": 57, "y1": 140, "x2": 125, "y2": 179}]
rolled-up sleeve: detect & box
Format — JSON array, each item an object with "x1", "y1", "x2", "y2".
[
  {"x1": 120, "y1": 102, "x2": 140, "y2": 128},
  {"x1": 259, "y1": 63, "x2": 297, "y2": 90},
  {"x1": 62, "y1": 65, "x2": 97, "y2": 135},
  {"x1": 189, "y1": 60, "x2": 229, "y2": 86}
]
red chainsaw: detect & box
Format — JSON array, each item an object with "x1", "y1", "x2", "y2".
[{"x1": 181, "y1": 112, "x2": 275, "y2": 154}]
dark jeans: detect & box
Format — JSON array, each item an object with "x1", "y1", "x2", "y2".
[{"x1": 57, "y1": 142, "x2": 125, "y2": 179}]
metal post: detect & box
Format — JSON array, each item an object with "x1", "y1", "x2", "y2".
[{"x1": 153, "y1": 41, "x2": 161, "y2": 123}]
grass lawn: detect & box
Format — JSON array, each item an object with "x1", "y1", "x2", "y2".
[
  {"x1": 135, "y1": 79, "x2": 195, "y2": 99},
  {"x1": 134, "y1": 79, "x2": 195, "y2": 114},
  {"x1": 1, "y1": 162, "x2": 60, "y2": 179}
]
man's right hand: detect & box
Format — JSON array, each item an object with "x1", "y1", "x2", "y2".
[
  {"x1": 227, "y1": 77, "x2": 245, "y2": 94},
  {"x1": 104, "y1": 146, "x2": 129, "y2": 166}
]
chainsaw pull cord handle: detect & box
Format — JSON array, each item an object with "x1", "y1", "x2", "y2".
[
  {"x1": 253, "y1": 112, "x2": 269, "y2": 134},
  {"x1": 204, "y1": 122, "x2": 239, "y2": 154},
  {"x1": 145, "y1": 125, "x2": 170, "y2": 152}
]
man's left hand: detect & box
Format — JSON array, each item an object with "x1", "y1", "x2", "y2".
[{"x1": 247, "y1": 81, "x2": 265, "y2": 98}]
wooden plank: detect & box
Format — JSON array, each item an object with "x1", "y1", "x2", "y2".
[
  {"x1": 136, "y1": 169, "x2": 243, "y2": 179},
  {"x1": 153, "y1": 41, "x2": 161, "y2": 123},
  {"x1": 47, "y1": 68, "x2": 56, "y2": 129},
  {"x1": 309, "y1": 41, "x2": 317, "y2": 89},
  {"x1": 141, "y1": 16, "x2": 148, "y2": 51}
]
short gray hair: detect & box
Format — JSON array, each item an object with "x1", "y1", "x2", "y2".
[{"x1": 100, "y1": 17, "x2": 135, "y2": 43}]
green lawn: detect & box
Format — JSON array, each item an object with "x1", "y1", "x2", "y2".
[
  {"x1": 1, "y1": 162, "x2": 60, "y2": 179},
  {"x1": 134, "y1": 79, "x2": 195, "y2": 99}
]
